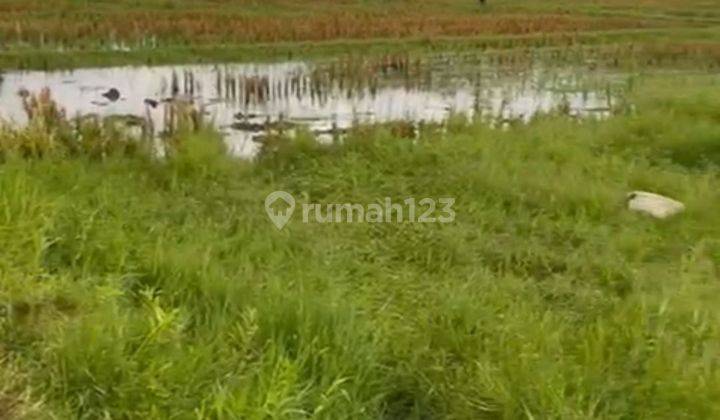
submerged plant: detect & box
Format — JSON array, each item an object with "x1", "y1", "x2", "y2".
[
  {"x1": 0, "y1": 89, "x2": 213, "y2": 160},
  {"x1": 19, "y1": 88, "x2": 66, "y2": 132}
]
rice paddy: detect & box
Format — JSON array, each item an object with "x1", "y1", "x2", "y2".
[
  {"x1": 1, "y1": 51, "x2": 644, "y2": 157},
  {"x1": 1, "y1": 1, "x2": 720, "y2": 419},
  {"x1": 2, "y1": 0, "x2": 720, "y2": 69}
]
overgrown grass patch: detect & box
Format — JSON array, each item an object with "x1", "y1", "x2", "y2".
[{"x1": 1, "y1": 77, "x2": 719, "y2": 418}]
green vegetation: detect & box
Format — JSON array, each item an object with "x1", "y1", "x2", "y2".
[
  {"x1": 2, "y1": 1, "x2": 720, "y2": 417},
  {"x1": 4, "y1": 27, "x2": 720, "y2": 71},
  {"x1": 1, "y1": 76, "x2": 719, "y2": 418}
]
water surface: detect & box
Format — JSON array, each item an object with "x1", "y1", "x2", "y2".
[{"x1": 0, "y1": 54, "x2": 627, "y2": 157}]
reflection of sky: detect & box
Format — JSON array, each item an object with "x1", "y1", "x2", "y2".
[{"x1": 0, "y1": 60, "x2": 615, "y2": 157}]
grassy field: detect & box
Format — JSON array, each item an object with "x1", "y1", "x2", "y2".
[
  {"x1": 2, "y1": 1, "x2": 720, "y2": 418},
  {"x1": 2, "y1": 0, "x2": 720, "y2": 68},
  {"x1": 1, "y1": 75, "x2": 720, "y2": 418}
]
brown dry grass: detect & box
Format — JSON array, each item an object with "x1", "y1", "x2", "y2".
[
  {"x1": 0, "y1": 353, "x2": 45, "y2": 420},
  {"x1": 1, "y1": 12, "x2": 659, "y2": 47}
]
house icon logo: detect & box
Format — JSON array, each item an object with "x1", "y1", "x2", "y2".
[{"x1": 265, "y1": 191, "x2": 296, "y2": 230}]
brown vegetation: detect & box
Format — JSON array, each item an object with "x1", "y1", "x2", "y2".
[{"x1": 1, "y1": 11, "x2": 657, "y2": 47}]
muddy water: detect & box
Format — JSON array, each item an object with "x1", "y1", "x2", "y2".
[{"x1": 0, "y1": 55, "x2": 626, "y2": 157}]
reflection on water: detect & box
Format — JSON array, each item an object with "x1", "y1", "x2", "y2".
[{"x1": 0, "y1": 54, "x2": 627, "y2": 157}]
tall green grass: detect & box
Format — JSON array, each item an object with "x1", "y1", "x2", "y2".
[{"x1": 1, "y1": 77, "x2": 720, "y2": 418}]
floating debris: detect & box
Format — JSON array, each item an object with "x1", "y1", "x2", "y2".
[
  {"x1": 230, "y1": 119, "x2": 296, "y2": 132},
  {"x1": 312, "y1": 126, "x2": 349, "y2": 136},
  {"x1": 102, "y1": 88, "x2": 121, "y2": 102},
  {"x1": 144, "y1": 99, "x2": 160, "y2": 108},
  {"x1": 230, "y1": 121, "x2": 266, "y2": 132},
  {"x1": 234, "y1": 111, "x2": 263, "y2": 120}
]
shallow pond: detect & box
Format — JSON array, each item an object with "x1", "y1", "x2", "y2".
[{"x1": 0, "y1": 53, "x2": 629, "y2": 157}]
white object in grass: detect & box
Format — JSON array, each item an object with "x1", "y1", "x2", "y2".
[{"x1": 627, "y1": 191, "x2": 685, "y2": 219}]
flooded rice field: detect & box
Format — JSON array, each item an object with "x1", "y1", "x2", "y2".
[{"x1": 0, "y1": 53, "x2": 631, "y2": 157}]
